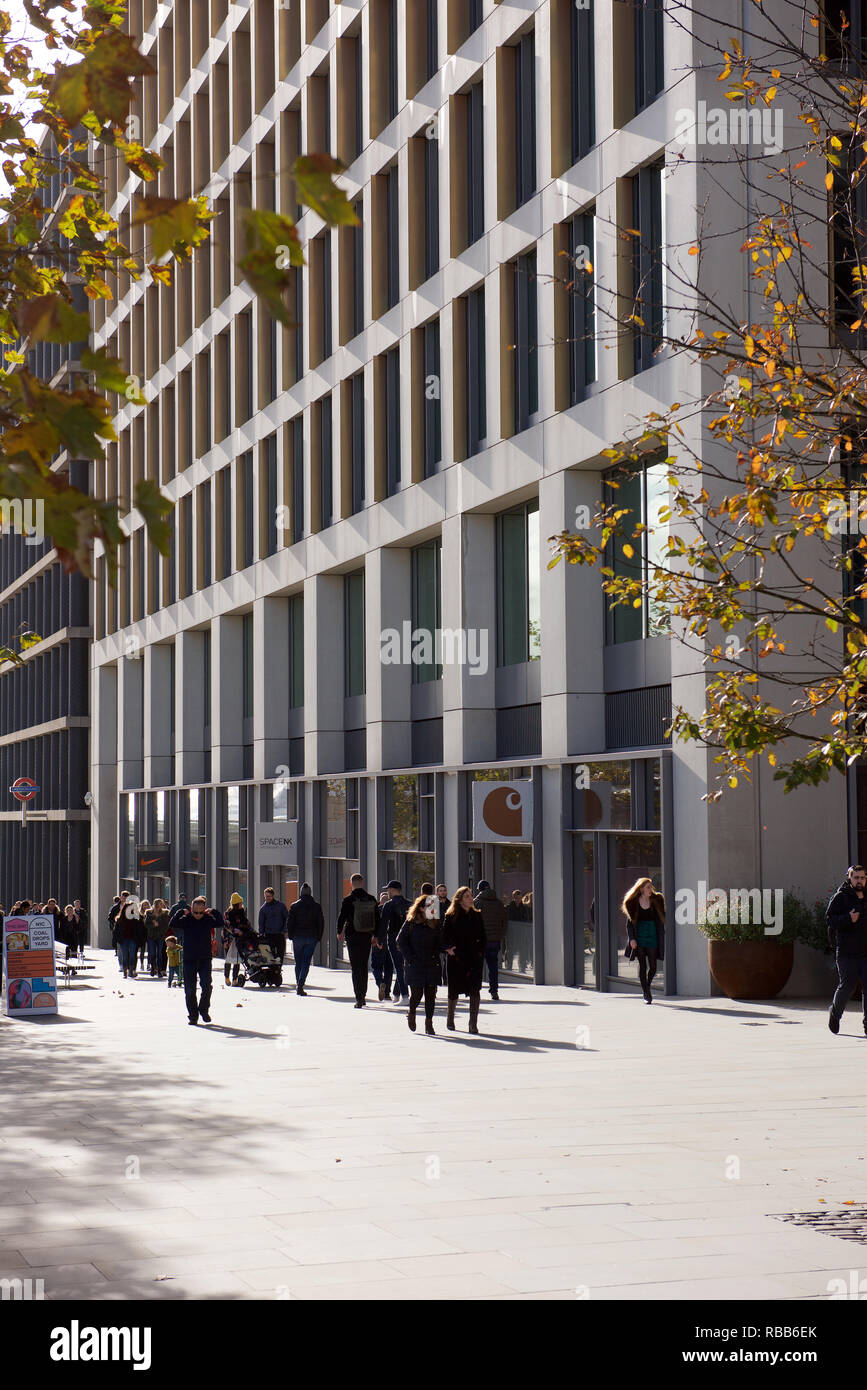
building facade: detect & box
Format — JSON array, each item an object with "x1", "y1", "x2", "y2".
[
  {"x1": 87, "y1": 0, "x2": 846, "y2": 993},
  {"x1": 0, "y1": 140, "x2": 92, "y2": 914}
]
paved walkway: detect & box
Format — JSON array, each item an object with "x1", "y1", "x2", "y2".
[{"x1": 1, "y1": 951, "x2": 865, "y2": 1300}]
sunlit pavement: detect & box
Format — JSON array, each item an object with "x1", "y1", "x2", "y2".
[{"x1": 1, "y1": 949, "x2": 865, "y2": 1301}]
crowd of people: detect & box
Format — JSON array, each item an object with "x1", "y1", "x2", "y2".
[
  {"x1": 97, "y1": 876, "x2": 519, "y2": 1033},
  {"x1": 0, "y1": 897, "x2": 89, "y2": 959}
]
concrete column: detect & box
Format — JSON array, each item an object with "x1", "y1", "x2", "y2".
[
  {"x1": 143, "y1": 643, "x2": 172, "y2": 788},
  {"x1": 92, "y1": 663, "x2": 118, "y2": 946},
  {"x1": 365, "y1": 546, "x2": 412, "y2": 772},
  {"x1": 539, "y1": 469, "x2": 605, "y2": 759},
  {"x1": 176, "y1": 629, "x2": 206, "y2": 785},
  {"x1": 442, "y1": 512, "x2": 496, "y2": 765},
  {"x1": 304, "y1": 571, "x2": 343, "y2": 775},
  {"x1": 255, "y1": 595, "x2": 290, "y2": 781},
  {"x1": 117, "y1": 651, "x2": 143, "y2": 790},
  {"x1": 212, "y1": 613, "x2": 243, "y2": 783}
]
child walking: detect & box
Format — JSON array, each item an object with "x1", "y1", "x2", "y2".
[{"x1": 165, "y1": 934, "x2": 183, "y2": 989}]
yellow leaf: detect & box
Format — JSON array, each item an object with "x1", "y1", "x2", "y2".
[
  {"x1": 745, "y1": 334, "x2": 755, "y2": 357},
  {"x1": 622, "y1": 543, "x2": 635, "y2": 559},
  {"x1": 826, "y1": 171, "x2": 835, "y2": 190}
]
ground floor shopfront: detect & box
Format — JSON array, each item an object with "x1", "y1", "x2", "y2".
[{"x1": 99, "y1": 749, "x2": 684, "y2": 994}]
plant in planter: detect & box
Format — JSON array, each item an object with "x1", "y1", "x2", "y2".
[{"x1": 696, "y1": 891, "x2": 812, "y2": 1000}]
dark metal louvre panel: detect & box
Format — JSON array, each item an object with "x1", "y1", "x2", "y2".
[
  {"x1": 496, "y1": 703, "x2": 542, "y2": 760},
  {"x1": 289, "y1": 737, "x2": 305, "y2": 777},
  {"x1": 412, "y1": 717, "x2": 443, "y2": 767},
  {"x1": 605, "y1": 685, "x2": 671, "y2": 750},
  {"x1": 344, "y1": 727, "x2": 366, "y2": 771}
]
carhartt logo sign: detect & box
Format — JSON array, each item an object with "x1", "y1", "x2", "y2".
[
  {"x1": 49, "y1": 1321, "x2": 152, "y2": 1370},
  {"x1": 471, "y1": 780, "x2": 533, "y2": 843}
]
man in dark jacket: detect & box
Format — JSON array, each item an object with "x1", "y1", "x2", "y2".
[
  {"x1": 377, "y1": 881, "x2": 411, "y2": 1002},
  {"x1": 337, "y1": 873, "x2": 381, "y2": 1007},
  {"x1": 827, "y1": 865, "x2": 867, "y2": 1034},
  {"x1": 174, "y1": 895, "x2": 215, "y2": 1026},
  {"x1": 259, "y1": 887, "x2": 289, "y2": 963},
  {"x1": 168, "y1": 894, "x2": 188, "y2": 929},
  {"x1": 287, "y1": 883, "x2": 324, "y2": 995},
  {"x1": 474, "y1": 881, "x2": 508, "y2": 1001}
]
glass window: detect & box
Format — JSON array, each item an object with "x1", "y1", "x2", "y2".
[
  {"x1": 603, "y1": 453, "x2": 669, "y2": 644},
  {"x1": 411, "y1": 539, "x2": 442, "y2": 683},
  {"x1": 289, "y1": 593, "x2": 304, "y2": 709},
  {"x1": 497, "y1": 500, "x2": 540, "y2": 666},
  {"x1": 573, "y1": 760, "x2": 631, "y2": 829},
  {"x1": 324, "y1": 778, "x2": 347, "y2": 857},
  {"x1": 609, "y1": 832, "x2": 662, "y2": 980},
  {"x1": 242, "y1": 613, "x2": 254, "y2": 719},
  {"x1": 187, "y1": 787, "x2": 200, "y2": 872},
  {"x1": 226, "y1": 785, "x2": 240, "y2": 866},
  {"x1": 391, "y1": 774, "x2": 419, "y2": 850},
  {"x1": 344, "y1": 570, "x2": 365, "y2": 697},
  {"x1": 496, "y1": 844, "x2": 533, "y2": 976}
]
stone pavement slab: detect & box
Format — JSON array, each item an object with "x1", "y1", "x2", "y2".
[{"x1": 3, "y1": 951, "x2": 867, "y2": 1301}]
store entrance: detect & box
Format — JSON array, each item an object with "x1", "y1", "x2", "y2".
[
  {"x1": 318, "y1": 858, "x2": 359, "y2": 969},
  {"x1": 462, "y1": 841, "x2": 534, "y2": 978}
]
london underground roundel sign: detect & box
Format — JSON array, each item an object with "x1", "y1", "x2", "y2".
[{"x1": 10, "y1": 777, "x2": 39, "y2": 803}]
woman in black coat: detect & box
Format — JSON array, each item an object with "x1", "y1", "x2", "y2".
[
  {"x1": 622, "y1": 877, "x2": 666, "y2": 1004},
  {"x1": 441, "y1": 886, "x2": 486, "y2": 1034},
  {"x1": 397, "y1": 894, "x2": 444, "y2": 1035}
]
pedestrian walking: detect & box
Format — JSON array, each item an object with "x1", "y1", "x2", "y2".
[
  {"x1": 165, "y1": 935, "x2": 182, "y2": 989},
  {"x1": 442, "y1": 886, "x2": 486, "y2": 1034},
  {"x1": 72, "y1": 899, "x2": 88, "y2": 954},
  {"x1": 827, "y1": 865, "x2": 867, "y2": 1034},
  {"x1": 258, "y1": 887, "x2": 289, "y2": 964},
  {"x1": 378, "y1": 880, "x2": 411, "y2": 1001},
  {"x1": 151, "y1": 898, "x2": 169, "y2": 976},
  {"x1": 144, "y1": 900, "x2": 168, "y2": 975},
  {"x1": 168, "y1": 893, "x2": 189, "y2": 930},
  {"x1": 223, "y1": 893, "x2": 252, "y2": 986},
  {"x1": 287, "y1": 883, "x2": 324, "y2": 994},
  {"x1": 622, "y1": 877, "x2": 666, "y2": 1004},
  {"x1": 507, "y1": 889, "x2": 527, "y2": 922},
  {"x1": 435, "y1": 884, "x2": 449, "y2": 923},
  {"x1": 397, "y1": 894, "x2": 444, "y2": 1035},
  {"x1": 337, "y1": 873, "x2": 381, "y2": 1007},
  {"x1": 174, "y1": 895, "x2": 214, "y2": 1025},
  {"x1": 60, "y1": 904, "x2": 78, "y2": 961},
  {"x1": 473, "y1": 880, "x2": 508, "y2": 1001},
  {"x1": 115, "y1": 897, "x2": 141, "y2": 979}
]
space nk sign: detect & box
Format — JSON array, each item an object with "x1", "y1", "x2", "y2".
[
  {"x1": 471, "y1": 780, "x2": 533, "y2": 844},
  {"x1": 253, "y1": 821, "x2": 298, "y2": 864}
]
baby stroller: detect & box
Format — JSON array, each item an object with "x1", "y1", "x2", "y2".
[{"x1": 237, "y1": 936, "x2": 283, "y2": 989}]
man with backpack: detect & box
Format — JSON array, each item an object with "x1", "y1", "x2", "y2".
[
  {"x1": 337, "y1": 873, "x2": 381, "y2": 1008},
  {"x1": 378, "y1": 880, "x2": 411, "y2": 1001}
]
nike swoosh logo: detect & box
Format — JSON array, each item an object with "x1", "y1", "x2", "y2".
[{"x1": 140, "y1": 857, "x2": 162, "y2": 866}]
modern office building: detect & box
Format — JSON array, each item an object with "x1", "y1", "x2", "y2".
[
  {"x1": 0, "y1": 147, "x2": 92, "y2": 911},
  {"x1": 87, "y1": 0, "x2": 845, "y2": 994}
]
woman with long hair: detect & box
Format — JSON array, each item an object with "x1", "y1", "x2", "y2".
[
  {"x1": 396, "y1": 893, "x2": 444, "y2": 1035},
  {"x1": 151, "y1": 898, "x2": 169, "y2": 977},
  {"x1": 622, "y1": 877, "x2": 666, "y2": 1004},
  {"x1": 442, "y1": 886, "x2": 486, "y2": 1034}
]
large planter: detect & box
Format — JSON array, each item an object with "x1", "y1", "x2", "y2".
[{"x1": 707, "y1": 939, "x2": 794, "y2": 1000}]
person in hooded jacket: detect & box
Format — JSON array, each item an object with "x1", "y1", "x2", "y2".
[
  {"x1": 442, "y1": 886, "x2": 486, "y2": 1034},
  {"x1": 287, "y1": 883, "x2": 324, "y2": 994},
  {"x1": 397, "y1": 894, "x2": 444, "y2": 1035},
  {"x1": 827, "y1": 864, "x2": 867, "y2": 1034},
  {"x1": 376, "y1": 880, "x2": 411, "y2": 1002},
  {"x1": 337, "y1": 873, "x2": 381, "y2": 1007},
  {"x1": 168, "y1": 893, "x2": 189, "y2": 930}
]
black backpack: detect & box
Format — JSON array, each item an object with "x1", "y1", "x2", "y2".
[{"x1": 352, "y1": 896, "x2": 377, "y2": 933}]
